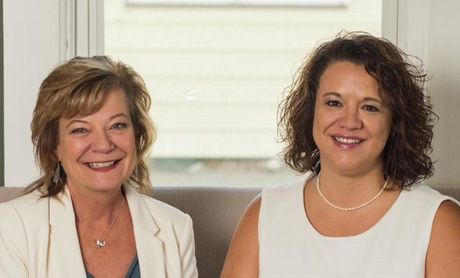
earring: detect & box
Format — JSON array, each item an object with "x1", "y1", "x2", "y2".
[{"x1": 53, "y1": 163, "x2": 61, "y2": 184}]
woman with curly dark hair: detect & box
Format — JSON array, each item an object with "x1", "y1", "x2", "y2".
[{"x1": 222, "y1": 32, "x2": 460, "y2": 277}]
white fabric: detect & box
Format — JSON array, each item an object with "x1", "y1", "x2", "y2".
[
  {"x1": 0, "y1": 185, "x2": 198, "y2": 278},
  {"x1": 259, "y1": 176, "x2": 459, "y2": 278}
]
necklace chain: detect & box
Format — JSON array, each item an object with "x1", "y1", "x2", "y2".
[
  {"x1": 77, "y1": 198, "x2": 124, "y2": 248},
  {"x1": 316, "y1": 173, "x2": 389, "y2": 212}
]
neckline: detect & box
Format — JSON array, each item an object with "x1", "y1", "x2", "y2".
[
  {"x1": 86, "y1": 255, "x2": 138, "y2": 278},
  {"x1": 300, "y1": 173, "x2": 404, "y2": 239}
]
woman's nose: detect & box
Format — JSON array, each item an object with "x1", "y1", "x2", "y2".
[
  {"x1": 92, "y1": 129, "x2": 115, "y2": 153},
  {"x1": 339, "y1": 107, "x2": 363, "y2": 129}
]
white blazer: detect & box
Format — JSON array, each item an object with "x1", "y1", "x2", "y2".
[{"x1": 0, "y1": 185, "x2": 198, "y2": 278}]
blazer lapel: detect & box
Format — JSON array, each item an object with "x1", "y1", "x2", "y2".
[
  {"x1": 48, "y1": 188, "x2": 87, "y2": 277},
  {"x1": 125, "y1": 185, "x2": 166, "y2": 278}
]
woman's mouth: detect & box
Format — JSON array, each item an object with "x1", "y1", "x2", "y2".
[
  {"x1": 334, "y1": 136, "x2": 362, "y2": 145},
  {"x1": 86, "y1": 160, "x2": 120, "y2": 169}
]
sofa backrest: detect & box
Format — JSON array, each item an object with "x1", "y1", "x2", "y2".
[{"x1": 1, "y1": 186, "x2": 459, "y2": 277}]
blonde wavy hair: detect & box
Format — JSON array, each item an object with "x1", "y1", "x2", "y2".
[{"x1": 27, "y1": 56, "x2": 155, "y2": 196}]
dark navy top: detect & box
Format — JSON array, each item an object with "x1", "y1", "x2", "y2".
[{"x1": 86, "y1": 256, "x2": 140, "y2": 278}]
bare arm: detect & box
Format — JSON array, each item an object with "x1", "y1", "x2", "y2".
[
  {"x1": 426, "y1": 200, "x2": 460, "y2": 277},
  {"x1": 221, "y1": 196, "x2": 261, "y2": 278}
]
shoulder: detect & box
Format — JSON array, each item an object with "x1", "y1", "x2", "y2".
[
  {"x1": 233, "y1": 194, "x2": 262, "y2": 243},
  {"x1": 128, "y1": 189, "x2": 193, "y2": 236},
  {"x1": 259, "y1": 178, "x2": 306, "y2": 221},
  {"x1": 221, "y1": 194, "x2": 261, "y2": 278},
  {"x1": 141, "y1": 193, "x2": 191, "y2": 223},
  {"x1": 0, "y1": 190, "x2": 49, "y2": 255},
  {"x1": 431, "y1": 199, "x2": 460, "y2": 239},
  {"x1": 430, "y1": 196, "x2": 460, "y2": 239},
  {"x1": 402, "y1": 183, "x2": 459, "y2": 211},
  {"x1": 426, "y1": 199, "x2": 460, "y2": 277},
  {"x1": 405, "y1": 183, "x2": 447, "y2": 199},
  {"x1": 226, "y1": 193, "x2": 262, "y2": 238},
  {"x1": 126, "y1": 185, "x2": 191, "y2": 224},
  {"x1": 242, "y1": 194, "x2": 263, "y2": 226},
  {"x1": 433, "y1": 199, "x2": 460, "y2": 224},
  {"x1": 262, "y1": 178, "x2": 306, "y2": 201},
  {"x1": 0, "y1": 190, "x2": 48, "y2": 223}
]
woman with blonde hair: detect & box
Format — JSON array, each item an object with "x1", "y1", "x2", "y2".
[{"x1": 0, "y1": 56, "x2": 198, "y2": 277}]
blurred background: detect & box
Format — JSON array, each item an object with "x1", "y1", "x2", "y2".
[
  {"x1": 6, "y1": 1, "x2": 458, "y2": 188},
  {"x1": 104, "y1": 0, "x2": 382, "y2": 187}
]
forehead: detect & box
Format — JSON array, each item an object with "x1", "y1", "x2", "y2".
[
  {"x1": 318, "y1": 61, "x2": 381, "y2": 99},
  {"x1": 61, "y1": 88, "x2": 130, "y2": 120}
]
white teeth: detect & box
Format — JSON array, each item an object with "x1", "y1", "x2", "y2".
[
  {"x1": 88, "y1": 161, "x2": 116, "y2": 169},
  {"x1": 334, "y1": 136, "x2": 361, "y2": 144}
]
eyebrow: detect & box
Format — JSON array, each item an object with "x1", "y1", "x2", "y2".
[
  {"x1": 322, "y1": 92, "x2": 383, "y2": 104},
  {"x1": 65, "y1": 113, "x2": 130, "y2": 128}
]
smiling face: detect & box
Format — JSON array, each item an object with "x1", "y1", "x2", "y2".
[
  {"x1": 312, "y1": 61, "x2": 392, "y2": 176},
  {"x1": 56, "y1": 88, "x2": 137, "y2": 195}
]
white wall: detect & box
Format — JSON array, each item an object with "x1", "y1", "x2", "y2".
[
  {"x1": 424, "y1": 1, "x2": 460, "y2": 187},
  {"x1": 3, "y1": 0, "x2": 62, "y2": 186},
  {"x1": 388, "y1": 0, "x2": 460, "y2": 188},
  {"x1": 3, "y1": 0, "x2": 103, "y2": 187}
]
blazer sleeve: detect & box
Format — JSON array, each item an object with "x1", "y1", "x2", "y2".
[
  {"x1": 0, "y1": 203, "x2": 30, "y2": 278},
  {"x1": 179, "y1": 214, "x2": 198, "y2": 278}
]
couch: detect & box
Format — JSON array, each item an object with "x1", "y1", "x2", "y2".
[{"x1": 1, "y1": 186, "x2": 459, "y2": 278}]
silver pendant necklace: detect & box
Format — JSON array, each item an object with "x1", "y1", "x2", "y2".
[
  {"x1": 316, "y1": 173, "x2": 389, "y2": 212},
  {"x1": 77, "y1": 198, "x2": 124, "y2": 248}
]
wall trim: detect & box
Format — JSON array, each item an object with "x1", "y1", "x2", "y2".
[
  {"x1": 395, "y1": 0, "x2": 431, "y2": 65},
  {"x1": 381, "y1": 0, "x2": 398, "y2": 43},
  {"x1": 0, "y1": 0, "x2": 4, "y2": 186},
  {"x1": 75, "y1": 0, "x2": 104, "y2": 57}
]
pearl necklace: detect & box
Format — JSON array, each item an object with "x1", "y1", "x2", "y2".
[
  {"x1": 316, "y1": 173, "x2": 389, "y2": 212},
  {"x1": 77, "y1": 198, "x2": 124, "y2": 248}
]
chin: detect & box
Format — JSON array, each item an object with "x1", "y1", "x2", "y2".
[
  {"x1": 330, "y1": 161, "x2": 368, "y2": 174},
  {"x1": 86, "y1": 179, "x2": 126, "y2": 192}
]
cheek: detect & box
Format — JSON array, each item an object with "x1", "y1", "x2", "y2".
[
  {"x1": 312, "y1": 120, "x2": 320, "y2": 145},
  {"x1": 379, "y1": 114, "x2": 392, "y2": 141},
  {"x1": 373, "y1": 122, "x2": 392, "y2": 148},
  {"x1": 57, "y1": 139, "x2": 89, "y2": 162},
  {"x1": 114, "y1": 133, "x2": 137, "y2": 157},
  {"x1": 312, "y1": 108, "x2": 330, "y2": 143},
  {"x1": 56, "y1": 139, "x2": 71, "y2": 162}
]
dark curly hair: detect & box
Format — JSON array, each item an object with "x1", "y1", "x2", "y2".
[
  {"x1": 27, "y1": 56, "x2": 155, "y2": 197},
  {"x1": 278, "y1": 31, "x2": 436, "y2": 188}
]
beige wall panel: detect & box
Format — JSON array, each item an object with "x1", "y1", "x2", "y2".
[
  {"x1": 106, "y1": 24, "x2": 378, "y2": 50},
  {"x1": 152, "y1": 132, "x2": 281, "y2": 158},
  {"x1": 111, "y1": 51, "x2": 302, "y2": 76},
  {"x1": 145, "y1": 79, "x2": 288, "y2": 104},
  {"x1": 151, "y1": 106, "x2": 277, "y2": 131}
]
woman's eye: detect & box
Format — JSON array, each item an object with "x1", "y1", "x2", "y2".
[
  {"x1": 363, "y1": 105, "x2": 379, "y2": 112},
  {"x1": 326, "y1": 100, "x2": 342, "y2": 107},
  {"x1": 70, "y1": 128, "x2": 88, "y2": 134},
  {"x1": 111, "y1": 123, "x2": 128, "y2": 130}
]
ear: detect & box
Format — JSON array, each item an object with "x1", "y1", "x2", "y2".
[
  {"x1": 54, "y1": 143, "x2": 61, "y2": 162},
  {"x1": 54, "y1": 119, "x2": 62, "y2": 161}
]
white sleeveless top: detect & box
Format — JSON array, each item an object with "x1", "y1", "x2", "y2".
[{"x1": 258, "y1": 177, "x2": 459, "y2": 278}]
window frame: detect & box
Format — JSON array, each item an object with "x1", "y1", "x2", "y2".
[{"x1": 126, "y1": 0, "x2": 347, "y2": 6}]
